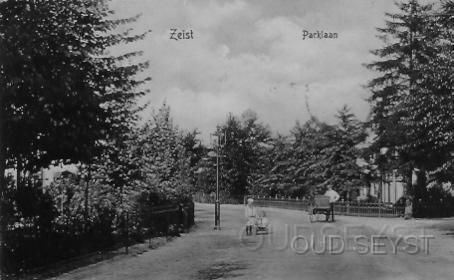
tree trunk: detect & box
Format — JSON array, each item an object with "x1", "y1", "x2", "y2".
[{"x1": 405, "y1": 1, "x2": 415, "y2": 199}]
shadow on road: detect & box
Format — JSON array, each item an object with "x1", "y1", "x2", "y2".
[{"x1": 195, "y1": 261, "x2": 248, "y2": 280}]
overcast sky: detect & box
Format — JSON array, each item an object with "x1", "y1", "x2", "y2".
[{"x1": 109, "y1": 0, "x2": 398, "y2": 141}]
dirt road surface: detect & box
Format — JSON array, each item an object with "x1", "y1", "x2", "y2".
[{"x1": 54, "y1": 203, "x2": 454, "y2": 280}]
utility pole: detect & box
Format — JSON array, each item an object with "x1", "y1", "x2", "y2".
[
  {"x1": 379, "y1": 169, "x2": 383, "y2": 203},
  {"x1": 393, "y1": 169, "x2": 397, "y2": 203},
  {"x1": 214, "y1": 129, "x2": 221, "y2": 230},
  {"x1": 388, "y1": 174, "x2": 391, "y2": 203},
  {"x1": 84, "y1": 163, "x2": 91, "y2": 232}
]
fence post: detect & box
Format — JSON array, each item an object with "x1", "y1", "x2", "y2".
[
  {"x1": 178, "y1": 204, "x2": 183, "y2": 233},
  {"x1": 378, "y1": 201, "x2": 381, "y2": 218}
]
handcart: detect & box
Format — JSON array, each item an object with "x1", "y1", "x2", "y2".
[{"x1": 308, "y1": 195, "x2": 334, "y2": 222}]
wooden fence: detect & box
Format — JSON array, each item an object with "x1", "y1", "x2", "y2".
[{"x1": 1, "y1": 201, "x2": 195, "y2": 276}]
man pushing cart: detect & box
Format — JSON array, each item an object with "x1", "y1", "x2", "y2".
[{"x1": 308, "y1": 185, "x2": 340, "y2": 222}]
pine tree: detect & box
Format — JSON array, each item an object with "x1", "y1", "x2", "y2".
[
  {"x1": 218, "y1": 114, "x2": 248, "y2": 198},
  {"x1": 257, "y1": 134, "x2": 295, "y2": 197},
  {"x1": 318, "y1": 106, "x2": 366, "y2": 198},
  {"x1": 366, "y1": 0, "x2": 437, "y2": 188},
  {"x1": 181, "y1": 129, "x2": 205, "y2": 193},
  {"x1": 403, "y1": 0, "x2": 454, "y2": 180},
  {"x1": 291, "y1": 118, "x2": 336, "y2": 197}
]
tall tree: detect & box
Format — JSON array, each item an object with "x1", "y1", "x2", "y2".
[
  {"x1": 213, "y1": 110, "x2": 271, "y2": 198},
  {"x1": 291, "y1": 118, "x2": 336, "y2": 197},
  {"x1": 137, "y1": 104, "x2": 192, "y2": 202},
  {"x1": 255, "y1": 134, "x2": 295, "y2": 197},
  {"x1": 366, "y1": 0, "x2": 437, "y2": 191},
  {"x1": 218, "y1": 114, "x2": 248, "y2": 197},
  {"x1": 0, "y1": 0, "x2": 149, "y2": 253},
  {"x1": 402, "y1": 0, "x2": 454, "y2": 181},
  {"x1": 181, "y1": 129, "x2": 205, "y2": 193},
  {"x1": 318, "y1": 106, "x2": 366, "y2": 198}
]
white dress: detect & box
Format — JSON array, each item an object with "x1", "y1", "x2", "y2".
[{"x1": 245, "y1": 205, "x2": 257, "y2": 226}]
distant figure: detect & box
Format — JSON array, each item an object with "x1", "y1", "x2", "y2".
[
  {"x1": 210, "y1": 191, "x2": 216, "y2": 201},
  {"x1": 324, "y1": 185, "x2": 340, "y2": 221},
  {"x1": 404, "y1": 196, "x2": 413, "y2": 220},
  {"x1": 324, "y1": 185, "x2": 340, "y2": 203},
  {"x1": 245, "y1": 198, "x2": 257, "y2": 235}
]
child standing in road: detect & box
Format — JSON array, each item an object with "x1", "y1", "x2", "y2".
[{"x1": 245, "y1": 198, "x2": 257, "y2": 235}]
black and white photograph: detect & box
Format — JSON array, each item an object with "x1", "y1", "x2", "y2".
[{"x1": 0, "y1": 0, "x2": 453, "y2": 279}]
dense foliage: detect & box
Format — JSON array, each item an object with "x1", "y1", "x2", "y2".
[
  {"x1": 366, "y1": 0, "x2": 454, "y2": 197},
  {"x1": 0, "y1": 0, "x2": 197, "y2": 274},
  {"x1": 0, "y1": 0, "x2": 149, "y2": 175}
]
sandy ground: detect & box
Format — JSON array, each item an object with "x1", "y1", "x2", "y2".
[{"x1": 52, "y1": 203, "x2": 454, "y2": 280}]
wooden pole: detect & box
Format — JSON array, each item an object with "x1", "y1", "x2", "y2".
[
  {"x1": 84, "y1": 164, "x2": 90, "y2": 231},
  {"x1": 125, "y1": 212, "x2": 129, "y2": 254}
]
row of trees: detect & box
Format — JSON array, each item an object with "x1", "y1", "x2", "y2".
[{"x1": 195, "y1": 106, "x2": 367, "y2": 201}]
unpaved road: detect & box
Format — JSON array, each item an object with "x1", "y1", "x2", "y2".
[{"x1": 54, "y1": 203, "x2": 454, "y2": 280}]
